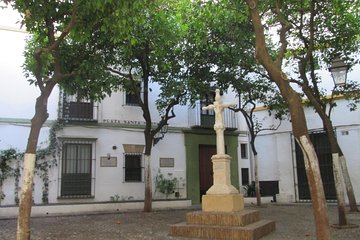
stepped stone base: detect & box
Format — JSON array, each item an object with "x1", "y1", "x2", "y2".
[
  {"x1": 169, "y1": 210, "x2": 275, "y2": 240},
  {"x1": 186, "y1": 210, "x2": 260, "y2": 226}
]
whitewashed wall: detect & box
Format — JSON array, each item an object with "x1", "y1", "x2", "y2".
[{"x1": 254, "y1": 98, "x2": 360, "y2": 203}]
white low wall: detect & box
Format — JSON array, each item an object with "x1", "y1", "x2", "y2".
[
  {"x1": 244, "y1": 196, "x2": 274, "y2": 205},
  {"x1": 0, "y1": 199, "x2": 192, "y2": 219}
]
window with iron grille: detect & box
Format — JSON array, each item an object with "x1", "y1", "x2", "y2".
[
  {"x1": 240, "y1": 143, "x2": 248, "y2": 159},
  {"x1": 64, "y1": 93, "x2": 94, "y2": 120},
  {"x1": 200, "y1": 90, "x2": 216, "y2": 127},
  {"x1": 124, "y1": 153, "x2": 143, "y2": 182},
  {"x1": 125, "y1": 82, "x2": 141, "y2": 106},
  {"x1": 241, "y1": 168, "x2": 249, "y2": 186},
  {"x1": 61, "y1": 143, "x2": 92, "y2": 197}
]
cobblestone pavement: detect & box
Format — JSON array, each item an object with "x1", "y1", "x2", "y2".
[{"x1": 0, "y1": 204, "x2": 359, "y2": 239}]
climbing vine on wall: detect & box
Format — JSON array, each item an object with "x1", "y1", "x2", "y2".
[
  {"x1": 0, "y1": 148, "x2": 18, "y2": 204},
  {"x1": 1, "y1": 120, "x2": 63, "y2": 205},
  {"x1": 155, "y1": 170, "x2": 178, "y2": 198},
  {"x1": 34, "y1": 120, "x2": 63, "y2": 204},
  {"x1": 13, "y1": 155, "x2": 21, "y2": 205}
]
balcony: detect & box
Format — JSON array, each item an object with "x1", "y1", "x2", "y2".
[
  {"x1": 188, "y1": 102, "x2": 238, "y2": 130},
  {"x1": 59, "y1": 92, "x2": 98, "y2": 122}
]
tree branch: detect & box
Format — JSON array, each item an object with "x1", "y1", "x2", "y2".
[
  {"x1": 107, "y1": 67, "x2": 132, "y2": 78},
  {"x1": 272, "y1": 0, "x2": 292, "y2": 68}
]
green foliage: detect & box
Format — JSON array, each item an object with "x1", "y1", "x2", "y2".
[
  {"x1": 334, "y1": 81, "x2": 360, "y2": 112},
  {"x1": 243, "y1": 181, "x2": 256, "y2": 197},
  {"x1": 0, "y1": 121, "x2": 62, "y2": 204},
  {"x1": 110, "y1": 194, "x2": 121, "y2": 202},
  {"x1": 180, "y1": 0, "x2": 256, "y2": 101},
  {"x1": 0, "y1": 148, "x2": 19, "y2": 201},
  {"x1": 109, "y1": 194, "x2": 134, "y2": 202},
  {"x1": 260, "y1": 0, "x2": 359, "y2": 106},
  {"x1": 155, "y1": 171, "x2": 178, "y2": 198},
  {"x1": 0, "y1": 149, "x2": 17, "y2": 179},
  {"x1": 6, "y1": 0, "x2": 146, "y2": 103},
  {"x1": 35, "y1": 121, "x2": 62, "y2": 204},
  {"x1": 242, "y1": 0, "x2": 359, "y2": 140}
]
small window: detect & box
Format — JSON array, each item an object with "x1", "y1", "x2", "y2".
[
  {"x1": 241, "y1": 168, "x2": 249, "y2": 186},
  {"x1": 124, "y1": 153, "x2": 143, "y2": 182},
  {"x1": 240, "y1": 143, "x2": 248, "y2": 159},
  {"x1": 125, "y1": 82, "x2": 141, "y2": 105}
]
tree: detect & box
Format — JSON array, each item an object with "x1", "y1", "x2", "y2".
[
  {"x1": 12, "y1": 3, "x2": 78, "y2": 239},
  {"x1": 243, "y1": 0, "x2": 331, "y2": 238},
  {"x1": 231, "y1": 78, "x2": 283, "y2": 206},
  {"x1": 63, "y1": 0, "x2": 190, "y2": 212},
  {"x1": 3, "y1": 1, "x2": 144, "y2": 239},
  {"x1": 106, "y1": 0, "x2": 189, "y2": 212},
  {"x1": 282, "y1": 0, "x2": 360, "y2": 220},
  {"x1": 178, "y1": 0, "x2": 287, "y2": 207}
]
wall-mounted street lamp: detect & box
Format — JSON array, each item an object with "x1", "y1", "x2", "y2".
[
  {"x1": 329, "y1": 57, "x2": 350, "y2": 86},
  {"x1": 153, "y1": 123, "x2": 169, "y2": 146}
]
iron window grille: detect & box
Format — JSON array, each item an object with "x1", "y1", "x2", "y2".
[
  {"x1": 125, "y1": 82, "x2": 142, "y2": 106},
  {"x1": 123, "y1": 153, "x2": 144, "y2": 182},
  {"x1": 240, "y1": 143, "x2": 248, "y2": 159},
  {"x1": 58, "y1": 138, "x2": 96, "y2": 198}
]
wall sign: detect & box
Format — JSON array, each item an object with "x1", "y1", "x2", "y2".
[
  {"x1": 102, "y1": 119, "x2": 157, "y2": 126},
  {"x1": 159, "y1": 158, "x2": 175, "y2": 168},
  {"x1": 100, "y1": 157, "x2": 117, "y2": 167}
]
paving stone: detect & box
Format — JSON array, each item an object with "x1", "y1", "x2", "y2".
[{"x1": 0, "y1": 204, "x2": 359, "y2": 239}]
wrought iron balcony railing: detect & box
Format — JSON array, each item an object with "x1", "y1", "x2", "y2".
[
  {"x1": 59, "y1": 91, "x2": 98, "y2": 122},
  {"x1": 188, "y1": 102, "x2": 238, "y2": 130}
]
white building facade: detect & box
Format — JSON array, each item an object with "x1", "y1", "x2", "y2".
[
  {"x1": 253, "y1": 97, "x2": 360, "y2": 203},
  {"x1": 0, "y1": 85, "x2": 245, "y2": 208},
  {"x1": 1, "y1": 85, "x2": 360, "y2": 212}
]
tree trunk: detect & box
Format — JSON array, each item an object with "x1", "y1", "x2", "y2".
[
  {"x1": 143, "y1": 126, "x2": 153, "y2": 212},
  {"x1": 324, "y1": 125, "x2": 347, "y2": 226},
  {"x1": 339, "y1": 155, "x2": 359, "y2": 212},
  {"x1": 332, "y1": 153, "x2": 347, "y2": 226},
  {"x1": 245, "y1": 1, "x2": 330, "y2": 238},
  {"x1": 142, "y1": 114, "x2": 153, "y2": 213},
  {"x1": 143, "y1": 154, "x2": 152, "y2": 212},
  {"x1": 16, "y1": 154, "x2": 36, "y2": 240},
  {"x1": 17, "y1": 91, "x2": 53, "y2": 240},
  {"x1": 302, "y1": 86, "x2": 354, "y2": 220},
  {"x1": 297, "y1": 135, "x2": 330, "y2": 239},
  {"x1": 254, "y1": 154, "x2": 261, "y2": 206},
  {"x1": 317, "y1": 107, "x2": 347, "y2": 226},
  {"x1": 0, "y1": 184, "x2": 3, "y2": 206}
]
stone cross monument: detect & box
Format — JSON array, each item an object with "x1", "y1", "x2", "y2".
[
  {"x1": 202, "y1": 89, "x2": 235, "y2": 155},
  {"x1": 201, "y1": 89, "x2": 244, "y2": 212},
  {"x1": 169, "y1": 89, "x2": 275, "y2": 239}
]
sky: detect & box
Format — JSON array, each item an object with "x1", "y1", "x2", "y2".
[
  {"x1": 0, "y1": 7, "x2": 359, "y2": 120},
  {"x1": 0, "y1": 6, "x2": 359, "y2": 151},
  {"x1": 0, "y1": 7, "x2": 58, "y2": 120}
]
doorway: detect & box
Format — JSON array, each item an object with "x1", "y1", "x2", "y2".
[
  {"x1": 199, "y1": 145, "x2": 216, "y2": 199},
  {"x1": 295, "y1": 131, "x2": 336, "y2": 200}
]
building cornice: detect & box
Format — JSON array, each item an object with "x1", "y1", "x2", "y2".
[
  {"x1": 0, "y1": 118, "x2": 54, "y2": 127},
  {"x1": 254, "y1": 94, "x2": 350, "y2": 112},
  {"x1": 0, "y1": 25, "x2": 27, "y2": 33}
]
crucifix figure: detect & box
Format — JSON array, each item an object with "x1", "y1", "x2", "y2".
[{"x1": 202, "y1": 89, "x2": 236, "y2": 155}]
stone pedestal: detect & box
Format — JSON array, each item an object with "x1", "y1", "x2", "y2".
[
  {"x1": 169, "y1": 153, "x2": 275, "y2": 239},
  {"x1": 202, "y1": 154, "x2": 244, "y2": 212},
  {"x1": 202, "y1": 194, "x2": 244, "y2": 212},
  {"x1": 206, "y1": 154, "x2": 239, "y2": 195}
]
